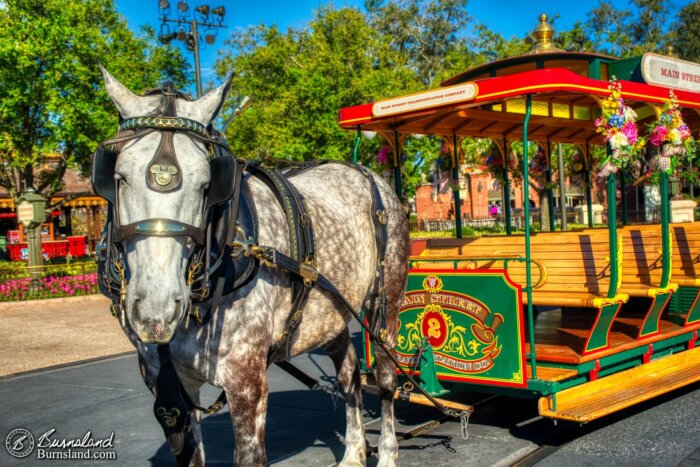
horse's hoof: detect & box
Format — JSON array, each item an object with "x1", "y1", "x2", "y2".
[{"x1": 167, "y1": 432, "x2": 184, "y2": 455}]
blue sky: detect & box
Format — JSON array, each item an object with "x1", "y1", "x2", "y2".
[{"x1": 116, "y1": 0, "x2": 691, "y2": 91}]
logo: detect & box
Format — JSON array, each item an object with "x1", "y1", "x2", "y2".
[
  {"x1": 420, "y1": 304, "x2": 449, "y2": 349},
  {"x1": 156, "y1": 407, "x2": 181, "y2": 428},
  {"x1": 150, "y1": 164, "x2": 178, "y2": 186},
  {"x1": 422, "y1": 275, "x2": 443, "y2": 293},
  {"x1": 5, "y1": 428, "x2": 35, "y2": 458}
]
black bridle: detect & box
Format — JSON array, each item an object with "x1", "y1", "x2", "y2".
[{"x1": 92, "y1": 84, "x2": 240, "y2": 326}]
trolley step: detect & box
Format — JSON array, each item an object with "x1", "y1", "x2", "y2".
[{"x1": 537, "y1": 346, "x2": 700, "y2": 423}]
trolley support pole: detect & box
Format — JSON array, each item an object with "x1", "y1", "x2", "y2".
[
  {"x1": 606, "y1": 145, "x2": 619, "y2": 299},
  {"x1": 523, "y1": 95, "x2": 537, "y2": 379},
  {"x1": 452, "y1": 133, "x2": 463, "y2": 239},
  {"x1": 620, "y1": 172, "x2": 629, "y2": 225},
  {"x1": 352, "y1": 125, "x2": 361, "y2": 164},
  {"x1": 393, "y1": 130, "x2": 402, "y2": 200},
  {"x1": 660, "y1": 171, "x2": 671, "y2": 288},
  {"x1": 557, "y1": 143, "x2": 567, "y2": 230},
  {"x1": 585, "y1": 143, "x2": 594, "y2": 227},
  {"x1": 546, "y1": 144, "x2": 555, "y2": 231}
]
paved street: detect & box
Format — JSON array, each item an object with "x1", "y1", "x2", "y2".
[
  {"x1": 2, "y1": 342, "x2": 700, "y2": 466},
  {"x1": 2, "y1": 296, "x2": 700, "y2": 466}
]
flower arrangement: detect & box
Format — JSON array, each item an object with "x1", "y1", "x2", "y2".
[
  {"x1": 569, "y1": 151, "x2": 585, "y2": 174},
  {"x1": 530, "y1": 146, "x2": 548, "y2": 178},
  {"x1": 647, "y1": 90, "x2": 693, "y2": 173},
  {"x1": 377, "y1": 144, "x2": 392, "y2": 167},
  {"x1": 594, "y1": 78, "x2": 644, "y2": 177},
  {"x1": 484, "y1": 151, "x2": 518, "y2": 184},
  {"x1": 436, "y1": 142, "x2": 454, "y2": 171}
]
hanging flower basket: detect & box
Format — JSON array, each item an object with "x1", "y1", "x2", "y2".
[
  {"x1": 593, "y1": 78, "x2": 644, "y2": 178},
  {"x1": 647, "y1": 90, "x2": 693, "y2": 175}
]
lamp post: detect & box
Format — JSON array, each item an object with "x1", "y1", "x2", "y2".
[
  {"x1": 16, "y1": 189, "x2": 47, "y2": 295},
  {"x1": 16, "y1": 189, "x2": 47, "y2": 268},
  {"x1": 157, "y1": 1, "x2": 227, "y2": 97}
]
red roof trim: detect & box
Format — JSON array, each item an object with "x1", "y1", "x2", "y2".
[{"x1": 339, "y1": 68, "x2": 700, "y2": 128}]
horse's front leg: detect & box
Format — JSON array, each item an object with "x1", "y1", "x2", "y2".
[{"x1": 223, "y1": 352, "x2": 269, "y2": 466}]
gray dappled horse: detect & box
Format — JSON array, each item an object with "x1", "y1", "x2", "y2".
[{"x1": 95, "y1": 68, "x2": 408, "y2": 466}]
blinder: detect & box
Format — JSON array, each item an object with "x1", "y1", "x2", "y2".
[
  {"x1": 206, "y1": 156, "x2": 237, "y2": 209},
  {"x1": 92, "y1": 147, "x2": 118, "y2": 205}
]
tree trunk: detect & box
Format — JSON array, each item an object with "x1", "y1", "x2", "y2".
[{"x1": 539, "y1": 191, "x2": 551, "y2": 231}]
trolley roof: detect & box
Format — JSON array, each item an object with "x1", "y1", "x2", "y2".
[{"x1": 339, "y1": 67, "x2": 700, "y2": 146}]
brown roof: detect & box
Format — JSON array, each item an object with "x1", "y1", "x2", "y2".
[{"x1": 0, "y1": 169, "x2": 94, "y2": 198}]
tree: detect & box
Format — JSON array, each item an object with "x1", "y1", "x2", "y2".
[
  {"x1": 670, "y1": 1, "x2": 700, "y2": 62},
  {"x1": 216, "y1": 7, "x2": 420, "y2": 163},
  {"x1": 0, "y1": 0, "x2": 190, "y2": 202},
  {"x1": 364, "y1": 0, "x2": 470, "y2": 87},
  {"x1": 586, "y1": 0, "x2": 671, "y2": 57}
]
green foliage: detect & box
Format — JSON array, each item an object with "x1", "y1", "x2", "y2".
[
  {"x1": 586, "y1": 0, "x2": 672, "y2": 57},
  {"x1": 0, "y1": 0, "x2": 191, "y2": 201},
  {"x1": 365, "y1": 0, "x2": 471, "y2": 87},
  {"x1": 217, "y1": 8, "x2": 421, "y2": 163},
  {"x1": 670, "y1": 1, "x2": 700, "y2": 62}
]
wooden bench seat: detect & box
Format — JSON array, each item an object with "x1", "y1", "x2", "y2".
[
  {"x1": 410, "y1": 226, "x2": 686, "y2": 357},
  {"x1": 670, "y1": 223, "x2": 700, "y2": 325},
  {"x1": 412, "y1": 232, "x2": 617, "y2": 309}
]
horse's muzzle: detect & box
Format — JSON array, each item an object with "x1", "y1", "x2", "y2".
[{"x1": 131, "y1": 299, "x2": 184, "y2": 343}]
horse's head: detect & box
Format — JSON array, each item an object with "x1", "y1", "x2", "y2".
[{"x1": 97, "y1": 67, "x2": 233, "y2": 343}]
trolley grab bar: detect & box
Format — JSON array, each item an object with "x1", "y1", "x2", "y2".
[{"x1": 408, "y1": 254, "x2": 548, "y2": 289}]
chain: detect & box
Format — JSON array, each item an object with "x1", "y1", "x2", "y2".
[
  {"x1": 112, "y1": 257, "x2": 127, "y2": 327},
  {"x1": 446, "y1": 408, "x2": 470, "y2": 440},
  {"x1": 186, "y1": 260, "x2": 202, "y2": 286},
  {"x1": 315, "y1": 382, "x2": 342, "y2": 409},
  {"x1": 231, "y1": 240, "x2": 276, "y2": 268}
]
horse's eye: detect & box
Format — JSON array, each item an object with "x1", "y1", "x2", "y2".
[{"x1": 115, "y1": 173, "x2": 128, "y2": 185}]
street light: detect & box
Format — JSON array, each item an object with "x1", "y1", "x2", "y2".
[{"x1": 157, "y1": 1, "x2": 227, "y2": 97}]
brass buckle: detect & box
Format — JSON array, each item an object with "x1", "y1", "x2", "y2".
[
  {"x1": 376, "y1": 209, "x2": 388, "y2": 225},
  {"x1": 232, "y1": 240, "x2": 276, "y2": 268},
  {"x1": 299, "y1": 262, "x2": 318, "y2": 285}
]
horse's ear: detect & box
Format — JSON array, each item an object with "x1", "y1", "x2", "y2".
[
  {"x1": 99, "y1": 64, "x2": 161, "y2": 118},
  {"x1": 180, "y1": 74, "x2": 233, "y2": 126}
]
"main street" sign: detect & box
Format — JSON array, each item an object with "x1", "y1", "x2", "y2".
[{"x1": 641, "y1": 53, "x2": 700, "y2": 93}]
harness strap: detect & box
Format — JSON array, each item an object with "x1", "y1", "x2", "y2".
[
  {"x1": 196, "y1": 160, "x2": 243, "y2": 326},
  {"x1": 245, "y1": 163, "x2": 316, "y2": 363}
]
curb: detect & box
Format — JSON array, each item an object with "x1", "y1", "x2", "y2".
[
  {"x1": 0, "y1": 351, "x2": 136, "y2": 381},
  {"x1": 0, "y1": 294, "x2": 107, "y2": 310}
]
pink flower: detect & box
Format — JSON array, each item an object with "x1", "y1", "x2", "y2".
[
  {"x1": 621, "y1": 122, "x2": 638, "y2": 144},
  {"x1": 377, "y1": 145, "x2": 391, "y2": 165},
  {"x1": 649, "y1": 125, "x2": 668, "y2": 147}
]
